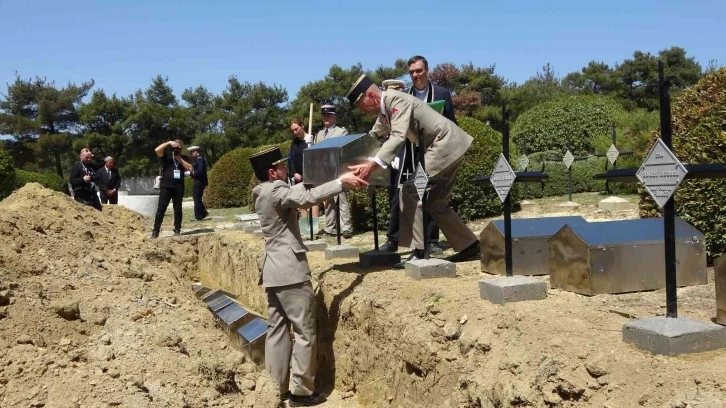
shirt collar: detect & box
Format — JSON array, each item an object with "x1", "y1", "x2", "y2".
[{"x1": 379, "y1": 91, "x2": 387, "y2": 117}]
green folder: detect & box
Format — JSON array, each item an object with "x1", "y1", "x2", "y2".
[{"x1": 427, "y1": 100, "x2": 445, "y2": 114}]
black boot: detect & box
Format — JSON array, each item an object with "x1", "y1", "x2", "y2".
[
  {"x1": 289, "y1": 391, "x2": 327, "y2": 407},
  {"x1": 150, "y1": 230, "x2": 159, "y2": 239},
  {"x1": 445, "y1": 240, "x2": 480, "y2": 263}
]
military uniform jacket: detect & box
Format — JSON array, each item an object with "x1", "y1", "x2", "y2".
[
  {"x1": 252, "y1": 179, "x2": 344, "y2": 287},
  {"x1": 314, "y1": 124, "x2": 349, "y2": 144},
  {"x1": 368, "y1": 90, "x2": 473, "y2": 177}
]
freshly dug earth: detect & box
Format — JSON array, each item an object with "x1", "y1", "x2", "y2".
[
  {"x1": 0, "y1": 184, "x2": 283, "y2": 408},
  {"x1": 202, "y1": 210, "x2": 726, "y2": 408}
]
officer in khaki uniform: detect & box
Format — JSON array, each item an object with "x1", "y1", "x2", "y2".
[
  {"x1": 313, "y1": 102, "x2": 353, "y2": 238},
  {"x1": 346, "y1": 74, "x2": 480, "y2": 264},
  {"x1": 250, "y1": 146, "x2": 367, "y2": 406}
]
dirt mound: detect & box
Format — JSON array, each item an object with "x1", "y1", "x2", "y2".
[{"x1": 0, "y1": 185, "x2": 275, "y2": 407}]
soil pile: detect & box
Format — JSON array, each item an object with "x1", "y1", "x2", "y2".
[{"x1": 0, "y1": 184, "x2": 280, "y2": 408}]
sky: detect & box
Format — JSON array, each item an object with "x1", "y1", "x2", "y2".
[{"x1": 1, "y1": 0, "x2": 725, "y2": 106}]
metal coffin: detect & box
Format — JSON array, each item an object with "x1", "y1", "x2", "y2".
[
  {"x1": 480, "y1": 216, "x2": 588, "y2": 276},
  {"x1": 235, "y1": 318, "x2": 268, "y2": 365},
  {"x1": 549, "y1": 217, "x2": 707, "y2": 295},
  {"x1": 716, "y1": 254, "x2": 726, "y2": 325},
  {"x1": 302, "y1": 133, "x2": 390, "y2": 187}
]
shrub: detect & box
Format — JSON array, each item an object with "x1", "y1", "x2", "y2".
[
  {"x1": 14, "y1": 169, "x2": 64, "y2": 192},
  {"x1": 513, "y1": 153, "x2": 607, "y2": 199},
  {"x1": 638, "y1": 67, "x2": 726, "y2": 260},
  {"x1": 0, "y1": 150, "x2": 16, "y2": 200},
  {"x1": 205, "y1": 142, "x2": 290, "y2": 208},
  {"x1": 348, "y1": 116, "x2": 503, "y2": 231},
  {"x1": 512, "y1": 95, "x2": 623, "y2": 155}
]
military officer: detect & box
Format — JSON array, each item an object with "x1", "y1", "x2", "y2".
[
  {"x1": 250, "y1": 146, "x2": 367, "y2": 406},
  {"x1": 346, "y1": 74, "x2": 480, "y2": 264},
  {"x1": 314, "y1": 102, "x2": 353, "y2": 238}
]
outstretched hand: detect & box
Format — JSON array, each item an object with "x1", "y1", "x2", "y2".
[
  {"x1": 338, "y1": 172, "x2": 368, "y2": 189},
  {"x1": 348, "y1": 161, "x2": 378, "y2": 182}
]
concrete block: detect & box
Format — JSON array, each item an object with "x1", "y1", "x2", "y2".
[
  {"x1": 405, "y1": 258, "x2": 456, "y2": 280},
  {"x1": 598, "y1": 196, "x2": 631, "y2": 211},
  {"x1": 519, "y1": 200, "x2": 536, "y2": 209},
  {"x1": 359, "y1": 250, "x2": 401, "y2": 268},
  {"x1": 325, "y1": 245, "x2": 360, "y2": 260},
  {"x1": 235, "y1": 214, "x2": 260, "y2": 222},
  {"x1": 716, "y1": 254, "x2": 726, "y2": 325},
  {"x1": 479, "y1": 276, "x2": 547, "y2": 304},
  {"x1": 252, "y1": 229, "x2": 264, "y2": 237},
  {"x1": 303, "y1": 240, "x2": 327, "y2": 252},
  {"x1": 243, "y1": 224, "x2": 259, "y2": 233},
  {"x1": 622, "y1": 316, "x2": 726, "y2": 356}
]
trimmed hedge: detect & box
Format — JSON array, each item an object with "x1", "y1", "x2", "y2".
[
  {"x1": 15, "y1": 169, "x2": 64, "y2": 192},
  {"x1": 349, "y1": 116, "x2": 503, "y2": 231},
  {"x1": 205, "y1": 143, "x2": 290, "y2": 208},
  {"x1": 512, "y1": 95, "x2": 623, "y2": 155},
  {"x1": 638, "y1": 67, "x2": 726, "y2": 260},
  {"x1": 0, "y1": 150, "x2": 16, "y2": 200}
]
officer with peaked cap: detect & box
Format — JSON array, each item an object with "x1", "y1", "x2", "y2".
[
  {"x1": 346, "y1": 74, "x2": 480, "y2": 265},
  {"x1": 313, "y1": 101, "x2": 353, "y2": 238},
  {"x1": 250, "y1": 146, "x2": 367, "y2": 406}
]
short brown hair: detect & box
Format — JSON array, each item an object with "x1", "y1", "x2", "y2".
[
  {"x1": 407, "y1": 55, "x2": 428, "y2": 69},
  {"x1": 291, "y1": 118, "x2": 304, "y2": 127}
]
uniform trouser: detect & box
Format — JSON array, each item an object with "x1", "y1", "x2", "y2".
[
  {"x1": 192, "y1": 184, "x2": 208, "y2": 220},
  {"x1": 265, "y1": 281, "x2": 317, "y2": 396},
  {"x1": 324, "y1": 192, "x2": 351, "y2": 234},
  {"x1": 387, "y1": 173, "x2": 440, "y2": 245},
  {"x1": 153, "y1": 186, "x2": 183, "y2": 232},
  {"x1": 399, "y1": 157, "x2": 477, "y2": 252}
]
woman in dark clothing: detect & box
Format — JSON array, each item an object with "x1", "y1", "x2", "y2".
[
  {"x1": 288, "y1": 118, "x2": 311, "y2": 185},
  {"x1": 151, "y1": 139, "x2": 192, "y2": 238}
]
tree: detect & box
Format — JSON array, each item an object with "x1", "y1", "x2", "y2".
[
  {"x1": 563, "y1": 61, "x2": 619, "y2": 95},
  {"x1": 216, "y1": 77, "x2": 289, "y2": 147},
  {"x1": 0, "y1": 74, "x2": 94, "y2": 177},
  {"x1": 76, "y1": 90, "x2": 133, "y2": 166},
  {"x1": 503, "y1": 63, "x2": 569, "y2": 121}
]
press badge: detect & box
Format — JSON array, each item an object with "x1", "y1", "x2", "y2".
[{"x1": 174, "y1": 170, "x2": 181, "y2": 179}]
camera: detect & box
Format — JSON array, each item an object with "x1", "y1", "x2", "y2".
[{"x1": 172, "y1": 147, "x2": 181, "y2": 155}]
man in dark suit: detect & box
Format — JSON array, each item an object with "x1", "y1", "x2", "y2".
[
  {"x1": 69, "y1": 148, "x2": 102, "y2": 211},
  {"x1": 98, "y1": 156, "x2": 121, "y2": 205},
  {"x1": 187, "y1": 146, "x2": 209, "y2": 221},
  {"x1": 380, "y1": 55, "x2": 458, "y2": 259}
]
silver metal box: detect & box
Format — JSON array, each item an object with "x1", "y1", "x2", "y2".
[
  {"x1": 716, "y1": 254, "x2": 726, "y2": 325},
  {"x1": 549, "y1": 217, "x2": 707, "y2": 295},
  {"x1": 235, "y1": 317, "x2": 267, "y2": 365},
  {"x1": 481, "y1": 216, "x2": 588, "y2": 276},
  {"x1": 302, "y1": 133, "x2": 390, "y2": 187}
]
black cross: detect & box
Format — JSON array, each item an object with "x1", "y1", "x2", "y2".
[{"x1": 594, "y1": 61, "x2": 726, "y2": 318}]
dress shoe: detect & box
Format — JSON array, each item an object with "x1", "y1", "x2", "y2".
[
  {"x1": 173, "y1": 229, "x2": 181, "y2": 236},
  {"x1": 150, "y1": 230, "x2": 159, "y2": 239},
  {"x1": 393, "y1": 249, "x2": 425, "y2": 269},
  {"x1": 342, "y1": 230, "x2": 353, "y2": 239},
  {"x1": 289, "y1": 391, "x2": 327, "y2": 406},
  {"x1": 379, "y1": 241, "x2": 398, "y2": 252},
  {"x1": 428, "y1": 242, "x2": 443, "y2": 255},
  {"x1": 280, "y1": 391, "x2": 291, "y2": 402},
  {"x1": 445, "y1": 241, "x2": 480, "y2": 263}
]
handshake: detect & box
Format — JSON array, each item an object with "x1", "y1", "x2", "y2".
[{"x1": 337, "y1": 172, "x2": 368, "y2": 189}]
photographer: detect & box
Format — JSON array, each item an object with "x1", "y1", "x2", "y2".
[
  {"x1": 69, "y1": 148, "x2": 102, "y2": 211},
  {"x1": 151, "y1": 140, "x2": 192, "y2": 239}
]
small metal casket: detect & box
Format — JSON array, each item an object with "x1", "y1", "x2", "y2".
[
  {"x1": 480, "y1": 216, "x2": 588, "y2": 276},
  {"x1": 549, "y1": 217, "x2": 707, "y2": 295},
  {"x1": 715, "y1": 254, "x2": 726, "y2": 325},
  {"x1": 302, "y1": 133, "x2": 390, "y2": 187}
]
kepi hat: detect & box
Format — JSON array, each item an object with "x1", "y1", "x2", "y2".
[
  {"x1": 345, "y1": 74, "x2": 375, "y2": 106},
  {"x1": 249, "y1": 146, "x2": 288, "y2": 181},
  {"x1": 382, "y1": 79, "x2": 406, "y2": 91},
  {"x1": 187, "y1": 145, "x2": 201, "y2": 152},
  {"x1": 320, "y1": 101, "x2": 336, "y2": 115}
]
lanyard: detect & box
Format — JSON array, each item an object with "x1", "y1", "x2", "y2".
[{"x1": 172, "y1": 156, "x2": 178, "y2": 169}]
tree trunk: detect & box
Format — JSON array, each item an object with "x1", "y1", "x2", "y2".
[{"x1": 54, "y1": 151, "x2": 63, "y2": 178}]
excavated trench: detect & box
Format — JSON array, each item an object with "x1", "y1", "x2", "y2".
[{"x1": 186, "y1": 230, "x2": 726, "y2": 408}]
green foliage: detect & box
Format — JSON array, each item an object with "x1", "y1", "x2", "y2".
[
  {"x1": 0, "y1": 150, "x2": 17, "y2": 200},
  {"x1": 450, "y1": 116, "x2": 504, "y2": 220},
  {"x1": 639, "y1": 67, "x2": 726, "y2": 260},
  {"x1": 515, "y1": 153, "x2": 607, "y2": 198},
  {"x1": 512, "y1": 95, "x2": 622, "y2": 155},
  {"x1": 348, "y1": 186, "x2": 391, "y2": 232},
  {"x1": 14, "y1": 169, "x2": 64, "y2": 192},
  {"x1": 205, "y1": 142, "x2": 290, "y2": 208}
]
